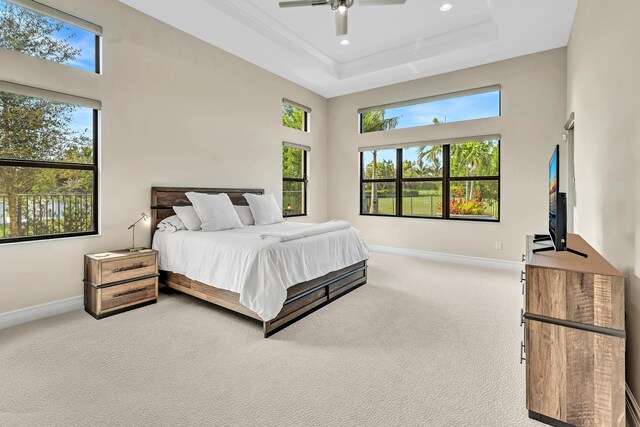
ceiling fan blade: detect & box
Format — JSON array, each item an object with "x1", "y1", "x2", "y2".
[
  {"x1": 335, "y1": 11, "x2": 348, "y2": 36},
  {"x1": 279, "y1": 0, "x2": 329, "y2": 7},
  {"x1": 359, "y1": 0, "x2": 406, "y2": 5}
]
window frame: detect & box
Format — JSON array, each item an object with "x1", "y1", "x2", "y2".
[
  {"x1": 359, "y1": 139, "x2": 500, "y2": 222},
  {"x1": 358, "y1": 85, "x2": 501, "y2": 134},
  {"x1": 0, "y1": 0, "x2": 103, "y2": 74},
  {"x1": 282, "y1": 99, "x2": 311, "y2": 133},
  {"x1": 282, "y1": 146, "x2": 308, "y2": 218},
  {"x1": 0, "y1": 103, "x2": 99, "y2": 244}
]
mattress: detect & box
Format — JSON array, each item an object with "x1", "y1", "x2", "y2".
[{"x1": 152, "y1": 221, "x2": 369, "y2": 321}]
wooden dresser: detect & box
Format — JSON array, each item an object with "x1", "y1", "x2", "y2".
[
  {"x1": 84, "y1": 249, "x2": 159, "y2": 319},
  {"x1": 522, "y1": 234, "x2": 625, "y2": 427}
]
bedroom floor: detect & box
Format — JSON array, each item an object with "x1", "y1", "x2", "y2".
[{"x1": 0, "y1": 252, "x2": 539, "y2": 426}]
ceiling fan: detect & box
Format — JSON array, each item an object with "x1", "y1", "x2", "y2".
[{"x1": 278, "y1": 0, "x2": 407, "y2": 36}]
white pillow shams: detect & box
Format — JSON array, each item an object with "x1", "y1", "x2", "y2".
[
  {"x1": 234, "y1": 205, "x2": 255, "y2": 226},
  {"x1": 157, "y1": 215, "x2": 186, "y2": 233},
  {"x1": 173, "y1": 205, "x2": 202, "y2": 231},
  {"x1": 186, "y1": 192, "x2": 243, "y2": 232},
  {"x1": 243, "y1": 193, "x2": 284, "y2": 226}
]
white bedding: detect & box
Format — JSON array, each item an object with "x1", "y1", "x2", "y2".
[{"x1": 152, "y1": 221, "x2": 369, "y2": 321}]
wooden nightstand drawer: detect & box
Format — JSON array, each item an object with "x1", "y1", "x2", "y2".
[
  {"x1": 101, "y1": 254, "x2": 157, "y2": 285},
  {"x1": 101, "y1": 277, "x2": 158, "y2": 311}
]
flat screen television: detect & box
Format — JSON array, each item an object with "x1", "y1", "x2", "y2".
[{"x1": 548, "y1": 145, "x2": 567, "y2": 251}]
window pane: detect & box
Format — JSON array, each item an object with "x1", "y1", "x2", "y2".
[
  {"x1": 362, "y1": 182, "x2": 396, "y2": 215},
  {"x1": 283, "y1": 147, "x2": 303, "y2": 179},
  {"x1": 362, "y1": 149, "x2": 396, "y2": 180},
  {"x1": 449, "y1": 180, "x2": 499, "y2": 220},
  {"x1": 450, "y1": 139, "x2": 499, "y2": 177},
  {"x1": 0, "y1": 166, "x2": 94, "y2": 240},
  {"x1": 282, "y1": 103, "x2": 306, "y2": 131},
  {"x1": 0, "y1": 1, "x2": 97, "y2": 72},
  {"x1": 402, "y1": 145, "x2": 443, "y2": 178},
  {"x1": 402, "y1": 182, "x2": 443, "y2": 218},
  {"x1": 360, "y1": 90, "x2": 500, "y2": 133},
  {"x1": 283, "y1": 181, "x2": 304, "y2": 216},
  {"x1": 0, "y1": 91, "x2": 95, "y2": 164}
]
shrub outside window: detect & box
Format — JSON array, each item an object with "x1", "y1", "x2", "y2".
[{"x1": 360, "y1": 137, "x2": 500, "y2": 221}]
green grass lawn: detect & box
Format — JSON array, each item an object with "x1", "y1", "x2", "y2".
[{"x1": 366, "y1": 195, "x2": 498, "y2": 219}]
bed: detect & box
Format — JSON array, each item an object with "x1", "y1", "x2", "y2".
[{"x1": 150, "y1": 187, "x2": 369, "y2": 337}]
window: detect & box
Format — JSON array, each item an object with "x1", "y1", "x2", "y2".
[
  {"x1": 0, "y1": 0, "x2": 102, "y2": 73},
  {"x1": 282, "y1": 143, "x2": 309, "y2": 217},
  {"x1": 359, "y1": 86, "x2": 500, "y2": 133},
  {"x1": 0, "y1": 85, "x2": 99, "y2": 243},
  {"x1": 282, "y1": 99, "x2": 310, "y2": 132},
  {"x1": 360, "y1": 137, "x2": 500, "y2": 221}
]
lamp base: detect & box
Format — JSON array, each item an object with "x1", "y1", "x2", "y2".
[{"x1": 128, "y1": 247, "x2": 146, "y2": 252}]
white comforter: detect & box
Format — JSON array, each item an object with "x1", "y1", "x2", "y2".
[{"x1": 152, "y1": 222, "x2": 369, "y2": 321}]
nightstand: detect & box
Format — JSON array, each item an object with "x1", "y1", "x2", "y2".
[{"x1": 84, "y1": 249, "x2": 159, "y2": 319}]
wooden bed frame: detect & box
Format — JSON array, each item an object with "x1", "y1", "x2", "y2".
[{"x1": 151, "y1": 187, "x2": 367, "y2": 337}]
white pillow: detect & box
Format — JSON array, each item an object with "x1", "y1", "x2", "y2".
[
  {"x1": 157, "y1": 215, "x2": 186, "y2": 233},
  {"x1": 186, "y1": 192, "x2": 243, "y2": 232},
  {"x1": 234, "y1": 205, "x2": 255, "y2": 226},
  {"x1": 243, "y1": 193, "x2": 284, "y2": 226},
  {"x1": 173, "y1": 206, "x2": 202, "y2": 231}
]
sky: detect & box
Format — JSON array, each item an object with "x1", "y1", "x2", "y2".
[{"x1": 383, "y1": 91, "x2": 500, "y2": 130}]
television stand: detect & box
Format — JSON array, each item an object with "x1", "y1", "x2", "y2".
[
  {"x1": 533, "y1": 234, "x2": 551, "y2": 244},
  {"x1": 532, "y1": 245, "x2": 589, "y2": 258}
]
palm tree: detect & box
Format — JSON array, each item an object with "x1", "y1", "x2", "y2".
[{"x1": 361, "y1": 111, "x2": 399, "y2": 213}]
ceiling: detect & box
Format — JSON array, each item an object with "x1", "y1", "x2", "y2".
[{"x1": 118, "y1": 0, "x2": 578, "y2": 98}]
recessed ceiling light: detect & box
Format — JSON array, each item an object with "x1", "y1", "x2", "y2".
[
  {"x1": 440, "y1": 3, "x2": 453, "y2": 12},
  {"x1": 340, "y1": 39, "x2": 350, "y2": 46}
]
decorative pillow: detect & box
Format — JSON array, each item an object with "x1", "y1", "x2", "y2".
[
  {"x1": 173, "y1": 205, "x2": 202, "y2": 231},
  {"x1": 186, "y1": 192, "x2": 243, "y2": 232},
  {"x1": 234, "y1": 205, "x2": 255, "y2": 226},
  {"x1": 243, "y1": 193, "x2": 284, "y2": 226},
  {"x1": 157, "y1": 215, "x2": 186, "y2": 233}
]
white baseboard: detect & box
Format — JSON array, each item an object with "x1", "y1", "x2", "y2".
[
  {"x1": 0, "y1": 295, "x2": 83, "y2": 330},
  {"x1": 628, "y1": 383, "x2": 640, "y2": 427},
  {"x1": 368, "y1": 245, "x2": 522, "y2": 271}
]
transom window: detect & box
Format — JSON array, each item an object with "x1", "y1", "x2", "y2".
[
  {"x1": 282, "y1": 99, "x2": 310, "y2": 132},
  {"x1": 359, "y1": 86, "x2": 500, "y2": 133},
  {"x1": 0, "y1": 86, "x2": 99, "y2": 243},
  {"x1": 0, "y1": 0, "x2": 102, "y2": 73},
  {"x1": 360, "y1": 137, "x2": 500, "y2": 222}
]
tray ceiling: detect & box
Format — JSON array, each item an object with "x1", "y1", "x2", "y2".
[{"x1": 119, "y1": 0, "x2": 578, "y2": 97}]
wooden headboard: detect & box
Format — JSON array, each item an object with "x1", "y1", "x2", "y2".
[{"x1": 150, "y1": 187, "x2": 264, "y2": 238}]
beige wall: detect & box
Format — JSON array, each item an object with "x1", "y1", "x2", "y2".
[
  {"x1": 0, "y1": 0, "x2": 328, "y2": 313},
  {"x1": 567, "y1": 0, "x2": 640, "y2": 398},
  {"x1": 327, "y1": 49, "x2": 568, "y2": 262}
]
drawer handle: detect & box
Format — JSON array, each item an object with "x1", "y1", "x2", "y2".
[
  {"x1": 520, "y1": 341, "x2": 526, "y2": 364},
  {"x1": 112, "y1": 263, "x2": 146, "y2": 273},
  {"x1": 113, "y1": 287, "x2": 148, "y2": 298}
]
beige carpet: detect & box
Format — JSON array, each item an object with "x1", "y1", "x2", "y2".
[{"x1": 0, "y1": 252, "x2": 539, "y2": 426}]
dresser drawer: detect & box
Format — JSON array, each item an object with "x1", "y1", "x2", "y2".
[
  {"x1": 100, "y1": 276, "x2": 158, "y2": 313},
  {"x1": 525, "y1": 265, "x2": 625, "y2": 330},
  {"x1": 100, "y1": 253, "x2": 157, "y2": 285}
]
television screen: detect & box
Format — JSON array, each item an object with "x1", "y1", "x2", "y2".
[{"x1": 548, "y1": 145, "x2": 559, "y2": 244}]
